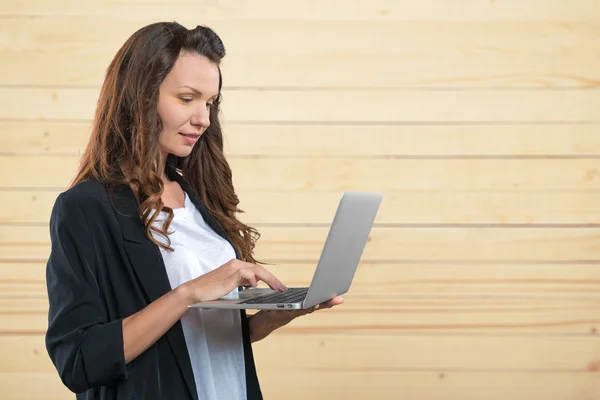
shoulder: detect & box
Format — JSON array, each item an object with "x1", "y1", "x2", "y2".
[
  {"x1": 52, "y1": 179, "x2": 111, "y2": 217},
  {"x1": 62, "y1": 179, "x2": 108, "y2": 200},
  {"x1": 49, "y1": 179, "x2": 129, "y2": 244}
]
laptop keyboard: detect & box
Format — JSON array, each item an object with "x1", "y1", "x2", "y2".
[{"x1": 239, "y1": 287, "x2": 309, "y2": 305}]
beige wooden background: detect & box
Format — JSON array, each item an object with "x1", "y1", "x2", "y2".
[{"x1": 2, "y1": 1, "x2": 600, "y2": 399}]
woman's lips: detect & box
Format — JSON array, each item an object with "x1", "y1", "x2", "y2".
[{"x1": 179, "y1": 132, "x2": 200, "y2": 144}]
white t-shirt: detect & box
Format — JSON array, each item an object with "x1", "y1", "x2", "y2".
[{"x1": 150, "y1": 191, "x2": 247, "y2": 400}]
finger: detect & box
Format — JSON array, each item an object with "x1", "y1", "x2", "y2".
[
  {"x1": 325, "y1": 296, "x2": 344, "y2": 307},
  {"x1": 251, "y1": 265, "x2": 288, "y2": 292},
  {"x1": 282, "y1": 309, "x2": 309, "y2": 317},
  {"x1": 312, "y1": 296, "x2": 344, "y2": 310},
  {"x1": 237, "y1": 269, "x2": 259, "y2": 288}
]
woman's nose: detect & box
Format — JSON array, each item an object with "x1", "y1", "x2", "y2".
[{"x1": 192, "y1": 105, "x2": 211, "y2": 128}]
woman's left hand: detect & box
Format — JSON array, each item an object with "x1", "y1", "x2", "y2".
[
  {"x1": 249, "y1": 296, "x2": 344, "y2": 342},
  {"x1": 266, "y1": 296, "x2": 344, "y2": 326}
]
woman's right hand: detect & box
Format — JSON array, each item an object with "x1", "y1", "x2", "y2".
[
  {"x1": 180, "y1": 259, "x2": 287, "y2": 305},
  {"x1": 121, "y1": 258, "x2": 285, "y2": 364}
]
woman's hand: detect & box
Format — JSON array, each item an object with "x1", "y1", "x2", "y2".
[
  {"x1": 180, "y1": 259, "x2": 287, "y2": 305},
  {"x1": 122, "y1": 259, "x2": 285, "y2": 363},
  {"x1": 249, "y1": 296, "x2": 344, "y2": 342}
]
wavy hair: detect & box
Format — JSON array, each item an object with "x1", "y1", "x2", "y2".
[{"x1": 71, "y1": 21, "x2": 262, "y2": 264}]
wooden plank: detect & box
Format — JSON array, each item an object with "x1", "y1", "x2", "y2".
[
  {"x1": 2, "y1": 121, "x2": 600, "y2": 157},
  {"x1": 0, "y1": 373, "x2": 72, "y2": 400},
  {"x1": 2, "y1": 87, "x2": 599, "y2": 122},
  {"x1": 1, "y1": 156, "x2": 599, "y2": 191},
  {"x1": 235, "y1": 192, "x2": 600, "y2": 225},
  {"x1": 1, "y1": 371, "x2": 598, "y2": 400},
  {"x1": 223, "y1": 124, "x2": 600, "y2": 157},
  {"x1": 264, "y1": 263, "x2": 600, "y2": 300},
  {"x1": 6, "y1": 44, "x2": 599, "y2": 89},
  {"x1": 3, "y1": 299, "x2": 600, "y2": 335},
  {"x1": 3, "y1": 334, "x2": 600, "y2": 374},
  {"x1": 252, "y1": 227, "x2": 600, "y2": 262},
  {"x1": 3, "y1": 87, "x2": 600, "y2": 123},
  {"x1": 257, "y1": 371, "x2": 600, "y2": 400},
  {"x1": 2, "y1": 262, "x2": 600, "y2": 334},
  {"x1": 4, "y1": 190, "x2": 600, "y2": 225},
  {"x1": 254, "y1": 334, "x2": 600, "y2": 372},
  {"x1": 4, "y1": 262, "x2": 600, "y2": 300},
  {"x1": 4, "y1": 262, "x2": 600, "y2": 299},
  {"x1": 2, "y1": 225, "x2": 600, "y2": 262},
  {"x1": 1, "y1": 20, "x2": 600, "y2": 88},
  {"x1": 2, "y1": 0, "x2": 599, "y2": 21},
  {"x1": 2, "y1": 297, "x2": 598, "y2": 334},
  {"x1": 5, "y1": 262, "x2": 600, "y2": 299}
]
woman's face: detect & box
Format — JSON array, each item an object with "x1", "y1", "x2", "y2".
[{"x1": 156, "y1": 52, "x2": 220, "y2": 159}]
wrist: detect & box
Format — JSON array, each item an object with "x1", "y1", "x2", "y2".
[
  {"x1": 249, "y1": 311, "x2": 279, "y2": 343},
  {"x1": 174, "y1": 283, "x2": 194, "y2": 306},
  {"x1": 262, "y1": 310, "x2": 292, "y2": 331}
]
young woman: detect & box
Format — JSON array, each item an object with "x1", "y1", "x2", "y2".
[{"x1": 45, "y1": 21, "x2": 343, "y2": 400}]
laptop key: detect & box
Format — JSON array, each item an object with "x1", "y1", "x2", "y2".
[{"x1": 240, "y1": 288, "x2": 309, "y2": 304}]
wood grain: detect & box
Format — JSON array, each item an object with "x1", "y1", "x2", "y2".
[
  {"x1": 1, "y1": 371, "x2": 599, "y2": 400},
  {"x1": 1, "y1": 20, "x2": 600, "y2": 88},
  {"x1": 2, "y1": 226, "x2": 600, "y2": 262},
  {"x1": 3, "y1": 334, "x2": 600, "y2": 374},
  {"x1": 1, "y1": 2, "x2": 600, "y2": 398},
  {"x1": 3, "y1": 87, "x2": 600, "y2": 122},
  {"x1": 3, "y1": 121, "x2": 600, "y2": 157},
  {"x1": 5, "y1": 190, "x2": 600, "y2": 225},
  {"x1": 2, "y1": 156, "x2": 599, "y2": 191},
  {"x1": 3, "y1": 262, "x2": 600, "y2": 297},
  {"x1": 2, "y1": 0, "x2": 599, "y2": 21},
  {"x1": 2, "y1": 262, "x2": 600, "y2": 335},
  {"x1": 255, "y1": 370, "x2": 600, "y2": 400}
]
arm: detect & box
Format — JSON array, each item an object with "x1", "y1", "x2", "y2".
[
  {"x1": 46, "y1": 194, "x2": 131, "y2": 393},
  {"x1": 121, "y1": 287, "x2": 190, "y2": 363},
  {"x1": 247, "y1": 310, "x2": 282, "y2": 343}
]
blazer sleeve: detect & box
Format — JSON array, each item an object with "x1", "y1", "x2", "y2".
[{"x1": 45, "y1": 193, "x2": 129, "y2": 393}]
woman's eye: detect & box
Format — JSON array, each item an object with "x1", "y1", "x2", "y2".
[{"x1": 180, "y1": 97, "x2": 193, "y2": 103}]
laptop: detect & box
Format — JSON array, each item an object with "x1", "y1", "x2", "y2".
[{"x1": 188, "y1": 191, "x2": 382, "y2": 310}]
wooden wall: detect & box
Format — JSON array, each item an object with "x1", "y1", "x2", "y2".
[{"x1": 1, "y1": 1, "x2": 600, "y2": 399}]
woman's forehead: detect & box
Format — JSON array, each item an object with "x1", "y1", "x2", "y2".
[{"x1": 162, "y1": 53, "x2": 220, "y2": 95}]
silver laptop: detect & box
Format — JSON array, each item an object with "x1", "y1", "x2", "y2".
[{"x1": 189, "y1": 191, "x2": 382, "y2": 310}]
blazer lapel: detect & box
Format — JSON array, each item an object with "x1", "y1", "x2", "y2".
[{"x1": 109, "y1": 182, "x2": 199, "y2": 400}]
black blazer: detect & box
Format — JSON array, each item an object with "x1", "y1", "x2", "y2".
[{"x1": 45, "y1": 166, "x2": 262, "y2": 400}]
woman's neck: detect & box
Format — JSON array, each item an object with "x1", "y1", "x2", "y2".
[
  {"x1": 157, "y1": 152, "x2": 169, "y2": 182},
  {"x1": 120, "y1": 155, "x2": 170, "y2": 184}
]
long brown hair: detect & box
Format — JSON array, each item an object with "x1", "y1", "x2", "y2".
[{"x1": 72, "y1": 21, "x2": 261, "y2": 264}]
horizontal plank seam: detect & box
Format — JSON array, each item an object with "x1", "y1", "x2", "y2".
[
  {"x1": 3, "y1": 118, "x2": 600, "y2": 126},
  {"x1": 3, "y1": 153, "x2": 600, "y2": 159},
  {"x1": 3, "y1": 188, "x2": 600, "y2": 193},
  {"x1": 3, "y1": 258, "x2": 600, "y2": 265},
  {"x1": 3, "y1": 222, "x2": 600, "y2": 228},
  {"x1": 0, "y1": 330, "x2": 598, "y2": 338},
  {"x1": 4, "y1": 83, "x2": 600, "y2": 92},
  {"x1": 3, "y1": 119, "x2": 600, "y2": 127}
]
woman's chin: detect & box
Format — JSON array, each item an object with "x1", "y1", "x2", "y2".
[{"x1": 169, "y1": 146, "x2": 195, "y2": 158}]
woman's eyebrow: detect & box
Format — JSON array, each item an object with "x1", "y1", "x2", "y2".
[{"x1": 177, "y1": 85, "x2": 218, "y2": 99}]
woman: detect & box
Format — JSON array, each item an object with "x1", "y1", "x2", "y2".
[{"x1": 45, "y1": 21, "x2": 343, "y2": 400}]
